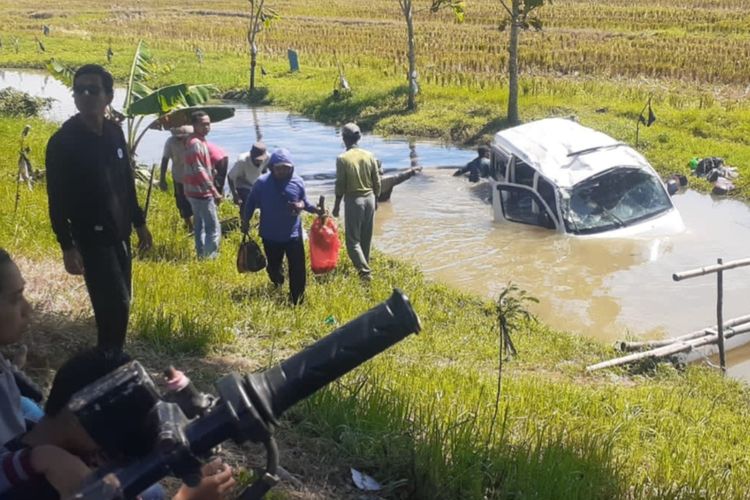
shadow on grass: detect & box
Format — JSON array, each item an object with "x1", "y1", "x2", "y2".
[
  {"x1": 298, "y1": 85, "x2": 412, "y2": 132},
  {"x1": 464, "y1": 116, "x2": 515, "y2": 145}
]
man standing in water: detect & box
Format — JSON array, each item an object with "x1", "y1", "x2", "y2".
[
  {"x1": 454, "y1": 145, "x2": 491, "y2": 183},
  {"x1": 183, "y1": 111, "x2": 222, "y2": 259},
  {"x1": 332, "y1": 123, "x2": 381, "y2": 281},
  {"x1": 46, "y1": 64, "x2": 152, "y2": 352}
]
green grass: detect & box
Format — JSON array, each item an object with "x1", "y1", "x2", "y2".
[{"x1": 4, "y1": 112, "x2": 750, "y2": 498}]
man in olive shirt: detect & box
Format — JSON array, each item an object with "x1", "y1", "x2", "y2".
[{"x1": 332, "y1": 123, "x2": 381, "y2": 280}]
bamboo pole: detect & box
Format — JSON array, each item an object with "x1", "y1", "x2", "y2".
[
  {"x1": 717, "y1": 258, "x2": 726, "y2": 373},
  {"x1": 587, "y1": 323, "x2": 750, "y2": 372},
  {"x1": 618, "y1": 314, "x2": 750, "y2": 352},
  {"x1": 673, "y1": 257, "x2": 750, "y2": 281}
]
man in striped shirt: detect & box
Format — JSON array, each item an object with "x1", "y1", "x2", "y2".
[{"x1": 183, "y1": 112, "x2": 222, "y2": 259}]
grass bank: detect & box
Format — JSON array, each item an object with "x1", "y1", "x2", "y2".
[{"x1": 4, "y1": 111, "x2": 750, "y2": 498}]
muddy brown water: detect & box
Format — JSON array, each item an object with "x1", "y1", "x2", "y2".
[{"x1": 5, "y1": 69, "x2": 750, "y2": 378}]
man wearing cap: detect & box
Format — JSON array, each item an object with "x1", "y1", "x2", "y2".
[
  {"x1": 159, "y1": 125, "x2": 193, "y2": 231},
  {"x1": 228, "y1": 142, "x2": 268, "y2": 213},
  {"x1": 332, "y1": 123, "x2": 381, "y2": 281},
  {"x1": 240, "y1": 149, "x2": 321, "y2": 305}
]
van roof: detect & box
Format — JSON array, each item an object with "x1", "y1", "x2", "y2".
[{"x1": 492, "y1": 118, "x2": 654, "y2": 189}]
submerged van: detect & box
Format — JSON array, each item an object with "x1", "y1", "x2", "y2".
[{"x1": 489, "y1": 118, "x2": 684, "y2": 237}]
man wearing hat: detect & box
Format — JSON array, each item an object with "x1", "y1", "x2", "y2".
[
  {"x1": 159, "y1": 125, "x2": 194, "y2": 231},
  {"x1": 332, "y1": 123, "x2": 381, "y2": 281},
  {"x1": 228, "y1": 142, "x2": 268, "y2": 214},
  {"x1": 240, "y1": 148, "x2": 322, "y2": 305}
]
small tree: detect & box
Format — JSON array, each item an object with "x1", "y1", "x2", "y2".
[
  {"x1": 498, "y1": 0, "x2": 550, "y2": 125},
  {"x1": 398, "y1": 0, "x2": 464, "y2": 111},
  {"x1": 487, "y1": 282, "x2": 537, "y2": 442},
  {"x1": 247, "y1": 0, "x2": 279, "y2": 93}
]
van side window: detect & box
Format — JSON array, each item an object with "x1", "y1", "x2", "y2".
[
  {"x1": 498, "y1": 185, "x2": 556, "y2": 229},
  {"x1": 512, "y1": 160, "x2": 535, "y2": 187},
  {"x1": 491, "y1": 151, "x2": 509, "y2": 181},
  {"x1": 537, "y1": 177, "x2": 557, "y2": 216}
]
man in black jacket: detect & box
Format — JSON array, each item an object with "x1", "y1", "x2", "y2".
[{"x1": 45, "y1": 64, "x2": 152, "y2": 352}]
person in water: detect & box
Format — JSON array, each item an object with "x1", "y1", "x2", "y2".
[{"x1": 454, "y1": 145, "x2": 490, "y2": 183}]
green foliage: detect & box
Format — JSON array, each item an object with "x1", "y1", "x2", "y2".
[
  {"x1": 0, "y1": 89, "x2": 53, "y2": 117},
  {"x1": 45, "y1": 59, "x2": 75, "y2": 88},
  {"x1": 126, "y1": 83, "x2": 217, "y2": 116}
]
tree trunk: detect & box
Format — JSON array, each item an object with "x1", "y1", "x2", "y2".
[
  {"x1": 506, "y1": 0, "x2": 521, "y2": 126},
  {"x1": 250, "y1": 43, "x2": 258, "y2": 92},
  {"x1": 405, "y1": 1, "x2": 418, "y2": 111}
]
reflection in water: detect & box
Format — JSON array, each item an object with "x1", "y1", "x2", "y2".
[
  {"x1": 251, "y1": 107, "x2": 262, "y2": 142},
  {"x1": 5, "y1": 69, "x2": 750, "y2": 375}
]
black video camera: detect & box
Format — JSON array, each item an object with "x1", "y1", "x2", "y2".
[{"x1": 71, "y1": 289, "x2": 421, "y2": 500}]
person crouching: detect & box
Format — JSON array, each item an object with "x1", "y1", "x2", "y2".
[{"x1": 240, "y1": 149, "x2": 322, "y2": 305}]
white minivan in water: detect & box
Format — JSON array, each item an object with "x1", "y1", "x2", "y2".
[{"x1": 488, "y1": 118, "x2": 684, "y2": 237}]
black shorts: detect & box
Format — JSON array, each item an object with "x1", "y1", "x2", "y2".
[{"x1": 174, "y1": 182, "x2": 193, "y2": 219}]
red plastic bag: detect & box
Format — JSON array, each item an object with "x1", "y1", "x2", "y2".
[{"x1": 309, "y1": 215, "x2": 340, "y2": 275}]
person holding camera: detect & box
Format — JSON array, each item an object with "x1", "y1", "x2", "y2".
[{"x1": 0, "y1": 348, "x2": 236, "y2": 500}]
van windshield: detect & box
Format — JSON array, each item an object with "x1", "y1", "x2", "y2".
[{"x1": 563, "y1": 168, "x2": 672, "y2": 235}]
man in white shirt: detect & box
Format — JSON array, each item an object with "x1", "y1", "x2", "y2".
[
  {"x1": 228, "y1": 142, "x2": 268, "y2": 212},
  {"x1": 159, "y1": 125, "x2": 194, "y2": 231}
]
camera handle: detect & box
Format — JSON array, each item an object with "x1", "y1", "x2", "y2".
[{"x1": 73, "y1": 289, "x2": 421, "y2": 500}]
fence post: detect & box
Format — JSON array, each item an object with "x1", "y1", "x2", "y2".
[{"x1": 717, "y1": 257, "x2": 725, "y2": 373}]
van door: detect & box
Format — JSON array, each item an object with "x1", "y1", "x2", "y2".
[{"x1": 495, "y1": 184, "x2": 558, "y2": 230}]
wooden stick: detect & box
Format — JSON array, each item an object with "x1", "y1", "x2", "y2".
[
  {"x1": 618, "y1": 314, "x2": 750, "y2": 352},
  {"x1": 673, "y1": 257, "x2": 750, "y2": 281},
  {"x1": 587, "y1": 323, "x2": 750, "y2": 372}
]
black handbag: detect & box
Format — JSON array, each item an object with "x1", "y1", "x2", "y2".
[{"x1": 236, "y1": 233, "x2": 266, "y2": 273}]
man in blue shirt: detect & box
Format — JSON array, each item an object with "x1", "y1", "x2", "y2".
[{"x1": 241, "y1": 149, "x2": 321, "y2": 305}]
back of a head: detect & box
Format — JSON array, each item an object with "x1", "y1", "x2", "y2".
[
  {"x1": 45, "y1": 348, "x2": 132, "y2": 416},
  {"x1": 342, "y1": 122, "x2": 361, "y2": 146}
]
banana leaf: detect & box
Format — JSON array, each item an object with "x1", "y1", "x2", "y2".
[
  {"x1": 150, "y1": 106, "x2": 235, "y2": 130},
  {"x1": 126, "y1": 84, "x2": 217, "y2": 117},
  {"x1": 46, "y1": 59, "x2": 75, "y2": 88},
  {"x1": 124, "y1": 40, "x2": 155, "y2": 109}
]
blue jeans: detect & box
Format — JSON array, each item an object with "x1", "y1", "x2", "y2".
[{"x1": 187, "y1": 197, "x2": 221, "y2": 259}]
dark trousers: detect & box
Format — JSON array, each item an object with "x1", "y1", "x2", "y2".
[
  {"x1": 79, "y1": 241, "x2": 132, "y2": 351},
  {"x1": 262, "y1": 238, "x2": 306, "y2": 305}
]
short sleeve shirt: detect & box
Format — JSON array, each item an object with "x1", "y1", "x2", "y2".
[
  {"x1": 228, "y1": 152, "x2": 263, "y2": 190},
  {"x1": 163, "y1": 136, "x2": 188, "y2": 183}
]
